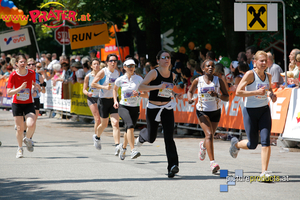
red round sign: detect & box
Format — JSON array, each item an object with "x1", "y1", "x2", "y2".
[{"x1": 55, "y1": 26, "x2": 70, "y2": 45}]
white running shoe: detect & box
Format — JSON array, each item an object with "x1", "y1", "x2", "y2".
[
  {"x1": 23, "y1": 138, "x2": 34, "y2": 152},
  {"x1": 115, "y1": 144, "x2": 121, "y2": 156},
  {"x1": 16, "y1": 148, "x2": 23, "y2": 158},
  {"x1": 119, "y1": 146, "x2": 126, "y2": 160},
  {"x1": 131, "y1": 149, "x2": 141, "y2": 159},
  {"x1": 93, "y1": 134, "x2": 101, "y2": 150},
  {"x1": 260, "y1": 171, "x2": 273, "y2": 182},
  {"x1": 135, "y1": 137, "x2": 143, "y2": 148},
  {"x1": 229, "y1": 137, "x2": 240, "y2": 158}
]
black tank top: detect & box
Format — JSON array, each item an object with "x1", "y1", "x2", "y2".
[{"x1": 149, "y1": 68, "x2": 173, "y2": 102}]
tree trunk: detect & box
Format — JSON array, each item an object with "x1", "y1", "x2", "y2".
[
  {"x1": 143, "y1": 1, "x2": 161, "y2": 64},
  {"x1": 220, "y1": 0, "x2": 245, "y2": 60}
]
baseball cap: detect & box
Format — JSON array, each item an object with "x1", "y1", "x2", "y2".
[
  {"x1": 123, "y1": 59, "x2": 135, "y2": 66},
  {"x1": 89, "y1": 49, "x2": 97, "y2": 54}
]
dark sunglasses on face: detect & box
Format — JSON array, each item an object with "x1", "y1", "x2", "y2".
[
  {"x1": 28, "y1": 63, "x2": 35, "y2": 66},
  {"x1": 108, "y1": 60, "x2": 118, "y2": 63},
  {"x1": 126, "y1": 65, "x2": 135, "y2": 68},
  {"x1": 161, "y1": 56, "x2": 170, "y2": 60}
]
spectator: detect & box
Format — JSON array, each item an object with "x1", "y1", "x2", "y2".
[
  {"x1": 288, "y1": 48, "x2": 299, "y2": 71},
  {"x1": 245, "y1": 46, "x2": 257, "y2": 70},
  {"x1": 83, "y1": 62, "x2": 91, "y2": 77},
  {"x1": 76, "y1": 55, "x2": 81, "y2": 62},
  {"x1": 237, "y1": 52, "x2": 247, "y2": 63},
  {"x1": 206, "y1": 51, "x2": 216, "y2": 62},
  {"x1": 214, "y1": 63, "x2": 229, "y2": 91},
  {"x1": 52, "y1": 63, "x2": 62, "y2": 86},
  {"x1": 72, "y1": 61, "x2": 84, "y2": 83},
  {"x1": 45, "y1": 53, "x2": 52, "y2": 70},
  {"x1": 187, "y1": 59, "x2": 196, "y2": 77},
  {"x1": 59, "y1": 55, "x2": 68, "y2": 64},
  {"x1": 266, "y1": 52, "x2": 283, "y2": 88},
  {"x1": 230, "y1": 61, "x2": 243, "y2": 86},
  {"x1": 89, "y1": 49, "x2": 97, "y2": 59},
  {"x1": 238, "y1": 62, "x2": 250, "y2": 75}
]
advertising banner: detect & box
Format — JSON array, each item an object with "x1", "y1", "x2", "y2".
[
  {"x1": 70, "y1": 82, "x2": 92, "y2": 116},
  {"x1": 0, "y1": 28, "x2": 31, "y2": 51}
]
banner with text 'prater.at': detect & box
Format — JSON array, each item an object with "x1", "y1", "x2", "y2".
[{"x1": 139, "y1": 89, "x2": 292, "y2": 134}]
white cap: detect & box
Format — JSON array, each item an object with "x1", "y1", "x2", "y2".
[{"x1": 123, "y1": 59, "x2": 135, "y2": 66}]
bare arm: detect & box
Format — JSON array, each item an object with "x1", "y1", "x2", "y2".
[
  {"x1": 91, "y1": 69, "x2": 110, "y2": 90},
  {"x1": 236, "y1": 71, "x2": 266, "y2": 97},
  {"x1": 113, "y1": 85, "x2": 119, "y2": 109},
  {"x1": 267, "y1": 73, "x2": 277, "y2": 103},
  {"x1": 138, "y1": 69, "x2": 165, "y2": 91},
  {"x1": 7, "y1": 82, "x2": 27, "y2": 96},
  {"x1": 187, "y1": 78, "x2": 198, "y2": 104},
  {"x1": 83, "y1": 75, "x2": 92, "y2": 97}
]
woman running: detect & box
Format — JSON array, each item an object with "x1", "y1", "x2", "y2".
[
  {"x1": 113, "y1": 59, "x2": 148, "y2": 160},
  {"x1": 83, "y1": 58, "x2": 103, "y2": 143},
  {"x1": 229, "y1": 51, "x2": 277, "y2": 180},
  {"x1": 26, "y1": 58, "x2": 46, "y2": 146},
  {"x1": 91, "y1": 54, "x2": 121, "y2": 155},
  {"x1": 188, "y1": 59, "x2": 229, "y2": 174},
  {"x1": 7, "y1": 54, "x2": 36, "y2": 158},
  {"x1": 136, "y1": 50, "x2": 183, "y2": 178}
]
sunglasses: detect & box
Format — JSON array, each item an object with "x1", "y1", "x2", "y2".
[
  {"x1": 108, "y1": 60, "x2": 118, "y2": 63},
  {"x1": 28, "y1": 63, "x2": 35, "y2": 66},
  {"x1": 126, "y1": 64, "x2": 135, "y2": 68},
  {"x1": 161, "y1": 56, "x2": 170, "y2": 60}
]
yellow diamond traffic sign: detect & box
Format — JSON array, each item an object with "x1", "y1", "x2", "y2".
[{"x1": 247, "y1": 4, "x2": 267, "y2": 30}]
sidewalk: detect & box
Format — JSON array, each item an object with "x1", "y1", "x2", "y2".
[{"x1": 0, "y1": 110, "x2": 299, "y2": 199}]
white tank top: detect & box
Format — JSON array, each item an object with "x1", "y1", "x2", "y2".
[
  {"x1": 99, "y1": 67, "x2": 119, "y2": 98},
  {"x1": 244, "y1": 70, "x2": 269, "y2": 108},
  {"x1": 196, "y1": 76, "x2": 221, "y2": 111}
]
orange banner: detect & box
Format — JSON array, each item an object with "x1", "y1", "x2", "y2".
[{"x1": 138, "y1": 88, "x2": 292, "y2": 134}]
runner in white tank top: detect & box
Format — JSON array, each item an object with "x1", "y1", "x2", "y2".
[
  {"x1": 230, "y1": 51, "x2": 277, "y2": 181},
  {"x1": 188, "y1": 59, "x2": 229, "y2": 174},
  {"x1": 91, "y1": 54, "x2": 121, "y2": 155}
]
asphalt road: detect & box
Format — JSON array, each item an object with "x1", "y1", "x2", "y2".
[{"x1": 0, "y1": 109, "x2": 299, "y2": 200}]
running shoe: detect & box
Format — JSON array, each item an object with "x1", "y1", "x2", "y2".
[
  {"x1": 93, "y1": 134, "x2": 101, "y2": 150},
  {"x1": 119, "y1": 145, "x2": 126, "y2": 160},
  {"x1": 168, "y1": 165, "x2": 179, "y2": 178},
  {"x1": 16, "y1": 148, "x2": 23, "y2": 158},
  {"x1": 23, "y1": 137, "x2": 34, "y2": 152},
  {"x1": 199, "y1": 141, "x2": 206, "y2": 161},
  {"x1": 229, "y1": 137, "x2": 240, "y2": 158},
  {"x1": 115, "y1": 144, "x2": 121, "y2": 156},
  {"x1": 14, "y1": 125, "x2": 17, "y2": 130},
  {"x1": 210, "y1": 162, "x2": 220, "y2": 174},
  {"x1": 131, "y1": 149, "x2": 141, "y2": 159},
  {"x1": 135, "y1": 137, "x2": 143, "y2": 148},
  {"x1": 260, "y1": 171, "x2": 273, "y2": 182}
]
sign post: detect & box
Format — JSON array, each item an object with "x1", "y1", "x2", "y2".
[{"x1": 234, "y1": 0, "x2": 287, "y2": 86}]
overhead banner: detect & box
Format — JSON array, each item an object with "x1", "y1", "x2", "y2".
[
  {"x1": 234, "y1": 3, "x2": 278, "y2": 31},
  {"x1": 70, "y1": 82, "x2": 92, "y2": 116},
  {"x1": 68, "y1": 24, "x2": 110, "y2": 49},
  {"x1": 0, "y1": 28, "x2": 31, "y2": 51},
  {"x1": 282, "y1": 88, "x2": 300, "y2": 140}
]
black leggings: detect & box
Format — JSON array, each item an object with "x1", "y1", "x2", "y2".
[
  {"x1": 139, "y1": 107, "x2": 178, "y2": 171},
  {"x1": 243, "y1": 105, "x2": 271, "y2": 149},
  {"x1": 118, "y1": 104, "x2": 140, "y2": 132}
]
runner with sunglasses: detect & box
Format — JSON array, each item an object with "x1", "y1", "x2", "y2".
[
  {"x1": 188, "y1": 59, "x2": 229, "y2": 174},
  {"x1": 135, "y1": 50, "x2": 183, "y2": 178},
  {"x1": 7, "y1": 54, "x2": 36, "y2": 158},
  {"x1": 113, "y1": 59, "x2": 148, "y2": 160},
  {"x1": 91, "y1": 54, "x2": 121, "y2": 156}
]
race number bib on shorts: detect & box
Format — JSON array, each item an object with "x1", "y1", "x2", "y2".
[
  {"x1": 90, "y1": 88, "x2": 100, "y2": 96},
  {"x1": 16, "y1": 88, "x2": 30, "y2": 101},
  {"x1": 108, "y1": 78, "x2": 117, "y2": 88},
  {"x1": 123, "y1": 91, "x2": 138, "y2": 105},
  {"x1": 158, "y1": 82, "x2": 174, "y2": 98},
  {"x1": 200, "y1": 87, "x2": 216, "y2": 102},
  {"x1": 255, "y1": 83, "x2": 269, "y2": 99}
]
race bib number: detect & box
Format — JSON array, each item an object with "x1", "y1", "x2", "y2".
[
  {"x1": 123, "y1": 91, "x2": 138, "y2": 105},
  {"x1": 90, "y1": 88, "x2": 100, "y2": 96},
  {"x1": 16, "y1": 88, "x2": 30, "y2": 101},
  {"x1": 255, "y1": 83, "x2": 269, "y2": 99},
  {"x1": 158, "y1": 82, "x2": 173, "y2": 98},
  {"x1": 108, "y1": 77, "x2": 117, "y2": 87},
  {"x1": 199, "y1": 87, "x2": 215, "y2": 102}
]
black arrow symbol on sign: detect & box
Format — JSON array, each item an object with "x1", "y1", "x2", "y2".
[{"x1": 248, "y1": 6, "x2": 266, "y2": 28}]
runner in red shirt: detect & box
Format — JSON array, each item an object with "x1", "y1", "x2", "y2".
[{"x1": 7, "y1": 54, "x2": 36, "y2": 158}]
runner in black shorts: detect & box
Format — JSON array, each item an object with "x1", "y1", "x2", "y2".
[
  {"x1": 188, "y1": 59, "x2": 229, "y2": 174},
  {"x1": 91, "y1": 54, "x2": 121, "y2": 155},
  {"x1": 83, "y1": 58, "x2": 103, "y2": 145},
  {"x1": 7, "y1": 54, "x2": 36, "y2": 158},
  {"x1": 113, "y1": 59, "x2": 148, "y2": 160}
]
